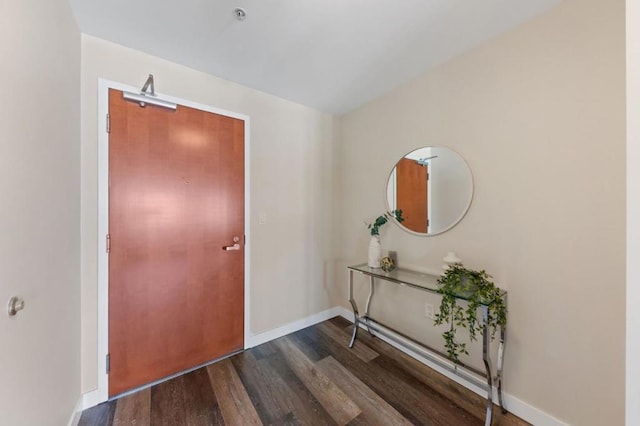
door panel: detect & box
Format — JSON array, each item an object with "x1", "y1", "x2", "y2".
[
  {"x1": 396, "y1": 157, "x2": 428, "y2": 233},
  {"x1": 108, "y1": 89, "x2": 244, "y2": 396}
]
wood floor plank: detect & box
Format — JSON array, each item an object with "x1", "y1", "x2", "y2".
[
  {"x1": 150, "y1": 375, "x2": 188, "y2": 426},
  {"x1": 300, "y1": 325, "x2": 479, "y2": 426},
  {"x1": 182, "y1": 367, "x2": 225, "y2": 426},
  {"x1": 232, "y1": 345, "x2": 336, "y2": 426},
  {"x1": 79, "y1": 400, "x2": 116, "y2": 426},
  {"x1": 316, "y1": 356, "x2": 411, "y2": 426},
  {"x1": 259, "y1": 341, "x2": 337, "y2": 426},
  {"x1": 337, "y1": 319, "x2": 527, "y2": 425},
  {"x1": 286, "y1": 327, "x2": 333, "y2": 362},
  {"x1": 293, "y1": 326, "x2": 422, "y2": 425},
  {"x1": 274, "y1": 337, "x2": 361, "y2": 425},
  {"x1": 316, "y1": 321, "x2": 378, "y2": 363},
  {"x1": 113, "y1": 388, "x2": 150, "y2": 426},
  {"x1": 348, "y1": 322, "x2": 492, "y2": 418},
  {"x1": 374, "y1": 354, "x2": 481, "y2": 425},
  {"x1": 207, "y1": 358, "x2": 262, "y2": 426},
  {"x1": 279, "y1": 411, "x2": 301, "y2": 425},
  {"x1": 231, "y1": 349, "x2": 295, "y2": 423},
  {"x1": 80, "y1": 317, "x2": 529, "y2": 426},
  {"x1": 251, "y1": 340, "x2": 278, "y2": 360}
]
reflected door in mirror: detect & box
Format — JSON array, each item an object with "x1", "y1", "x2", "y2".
[{"x1": 397, "y1": 157, "x2": 428, "y2": 233}]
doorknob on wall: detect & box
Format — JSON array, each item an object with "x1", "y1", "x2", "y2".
[{"x1": 7, "y1": 296, "x2": 25, "y2": 317}]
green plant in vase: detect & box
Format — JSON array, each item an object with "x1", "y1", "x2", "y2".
[
  {"x1": 434, "y1": 263, "x2": 507, "y2": 362},
  {"x1": 367, "y1": 209, "x2": 405, "y2": 236},
  {"x1": 365, "y1": 210, "x2": 404, "y2": 268}
]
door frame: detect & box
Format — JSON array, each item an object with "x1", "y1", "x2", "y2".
[{"x1": 95, "y1": 78, "x2": 251, "y2": 404}]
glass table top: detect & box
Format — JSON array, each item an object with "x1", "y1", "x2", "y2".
[{"x1": 348, "y1": 263, "x2": 507, "y2": 302}]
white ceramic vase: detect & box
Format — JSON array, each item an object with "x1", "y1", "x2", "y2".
[{"x1": 368, "y1": 235, "x2": 382, "y2": 268}]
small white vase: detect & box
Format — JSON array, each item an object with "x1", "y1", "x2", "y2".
[{"x1": 368, "y1": 235, "x2": 382, "y2": 268}]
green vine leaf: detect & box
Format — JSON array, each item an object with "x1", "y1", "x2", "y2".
[{"x1": 434, "y1": 263, "x2": 507, "y2": 363}]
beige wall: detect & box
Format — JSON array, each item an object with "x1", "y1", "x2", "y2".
[
  {"x1": 335, "y1": 0, "x2": 625, "y2": 424},
  {"x1": 80, "y1": 35, "x2": 337, "y2": 392},
  {"x1": 627, "y1": 0, "x2": 640, "y2": 423},
  {"x1": 0, "y1": 1, "x2": 81, "y2": 425}
]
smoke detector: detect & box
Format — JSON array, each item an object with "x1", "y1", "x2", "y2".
[{"x1": 234, "y1": 7, "x2": 247, "y2": 21}]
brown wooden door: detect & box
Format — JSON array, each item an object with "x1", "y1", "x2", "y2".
[
  {"x1": 108, "y1": 89, "x2": 245, "y2": 396},
  {"x1": 396, "y1": 157, "x2": 428, "y2": 233}
]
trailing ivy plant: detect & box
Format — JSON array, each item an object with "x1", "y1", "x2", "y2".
[
  {"x1": 367, "y1": 209, "x2": 405, "y2": 236},
  {"x1": 433, "y1": 263, "x2": 507, "y2": 363}
]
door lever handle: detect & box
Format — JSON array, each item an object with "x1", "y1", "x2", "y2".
[{"x1": 223, "y1": 236, "x2": 241, "y2": 251}]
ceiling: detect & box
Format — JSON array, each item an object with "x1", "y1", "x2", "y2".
[{"x1": 68, "y1": 0, "x2": 561, "y2": 115}]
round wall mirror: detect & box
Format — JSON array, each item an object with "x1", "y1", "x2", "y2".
[{"x1": 386, "y1": 146, "x2": 473, "y2": 236}]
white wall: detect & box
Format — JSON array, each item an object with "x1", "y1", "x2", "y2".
[
  {"x1": 0, "y1": 1, "x2": 81, "y2": 425},
  {"x1": 335, "y1": 0, "x2": 625, "y2": 424},
  {"x1": 80, "y1": 35, "x2": 337, "y2": 393},
  {"x1": 627, "y1": 0, "x2": 640, "y2": 424},
  {"x1": 428, "y1": 149, "x2": 472, "y2": 233}
]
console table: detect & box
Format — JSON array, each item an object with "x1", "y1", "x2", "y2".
[{"x1": 347, "y1": 263, "x2": 507, "y2": 426}]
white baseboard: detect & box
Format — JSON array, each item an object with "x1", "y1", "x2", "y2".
[
  {"x1": 67, "y1": 395, "x2": 84, "y2": 426},
  {"x1": 82, "y1": 389, "x2": 101, "y2": 411},
  {"x1": 246, "y1": 306, "x2": 344, "y2": 348},
  {"x1": 336, "y1": 307, "x2": 568, "y2": 426}
]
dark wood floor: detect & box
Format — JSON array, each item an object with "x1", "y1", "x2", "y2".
[{"x1": 79, "y1": 316, "x2": 528, "y2": 426}]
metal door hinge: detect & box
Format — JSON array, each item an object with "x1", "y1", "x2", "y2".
[
  {"x1": 106, "y1": 113, "x2": 110, "y2": 133},
  {"x1": 427, "y1": 172, "x2": 430, "y2": 180},
  {"x1": 106, "y1": 353, "x2": 110, "y2": 374},
  {"x1": 106, "y1": 234, "x2": 111, "y2": 253}
]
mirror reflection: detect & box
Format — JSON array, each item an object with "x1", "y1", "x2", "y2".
[{"x1": 386, "y1": 147, "x2": 473, "y2": 235}]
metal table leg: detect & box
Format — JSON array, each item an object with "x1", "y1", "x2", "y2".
[
  {"x1": 496, "y1": 294, "x2": 507, "y2": 413},
  {"x1": 348, "y1": 269, "x2": 360, "y2": 348},
  {"x1": 364, "y1": 276, "x2": 375, "y2": 334},
  {"x1": 482, "y1": 305, "x2": 494, "y2": 426},
  {"x1": 496, "y1": 326, "x2": 507, "y2": 413}
]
